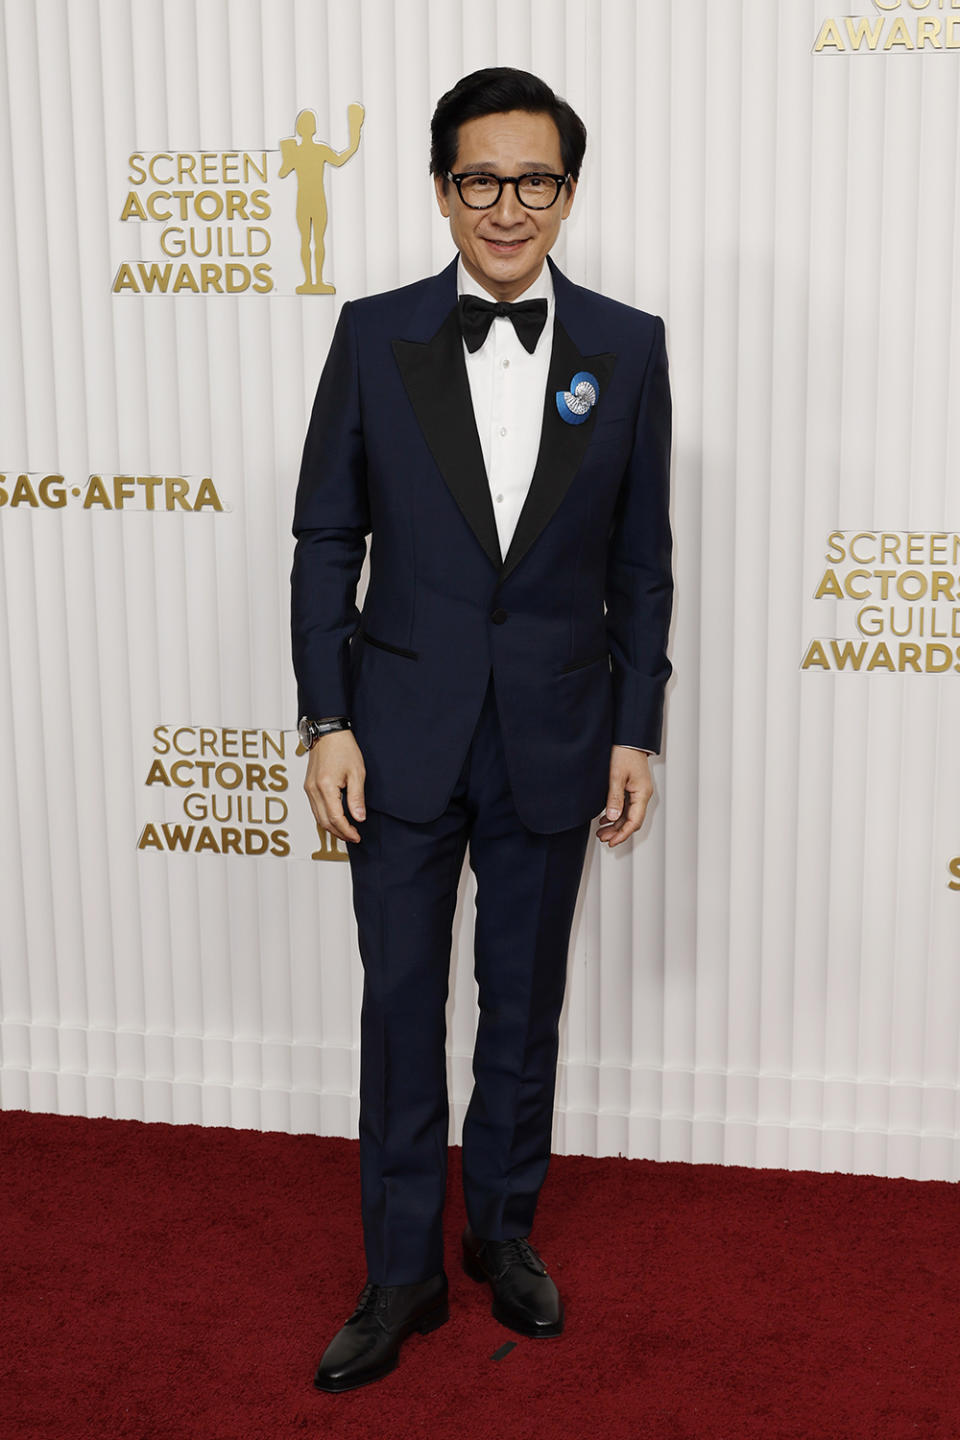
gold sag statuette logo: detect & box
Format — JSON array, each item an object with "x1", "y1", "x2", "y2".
[
  {"x1": 279, "y1": 105, "x2": 364, "y2": 294},
  {"x1": 137, "y1": 725, "x2": 349, "y2": 861},
  {"x1": 801, "y1": 530, "x2": 960, "y2": 673},
  {"x1": 814, "y1": 0, "x2": 960, "y2": 53},
  {"x1": 113, "y1": 104, "x2": 364, "y2": 297},
  {"x1": 0, "y1": 472, "x2": 224, "y2": 512}
]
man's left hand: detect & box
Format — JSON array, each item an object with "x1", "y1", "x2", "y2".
[{"x1": 596, "y1": 747, "x2": 653, "y2": 847}]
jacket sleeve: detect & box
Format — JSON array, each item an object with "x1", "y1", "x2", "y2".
[
  {"x1": 290, "y1": 301, "x2": 370, "y2": 719},
  {"x1": 605, "y1": 315, "x2": 673, "y2": 754}
]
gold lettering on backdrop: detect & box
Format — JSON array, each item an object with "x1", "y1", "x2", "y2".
[
  {"x1": 114, "y1": 150, "x2": 275, "y2": 294},
  {"x1": 885, "y1": 15, "x2": 916, "y2": 45},
  {"x1": 814, "y1": 18, "x2": 846, "y2": 50},
  {"x1": 801, "y1": 639, "x2": 960, "y2": 672},
  {"x1": 139, "y1": 726, "x2": 343, "y2": 861},
  {"x1": 802, "y1": 531, "x2": 960, "y2": 673},
  {"x1": 814, "y1": 3, "x2": 960, "y2": 51},
  {"x1": 846, "y1": 15, "x2": 885, "y2": 47},
  {"x1": 825, "y1": 532, "x2": 960, "y2": 566},
  {"x1": 113, "y1": 261, "x2": 272, "y2": 295},
  {"x1": 0, "y1": 472, "x2": 225, "y2": 513},
  {"x1": 278, "y1": 105, "x2": 364, "y2": 294}
]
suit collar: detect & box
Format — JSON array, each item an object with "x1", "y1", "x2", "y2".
[
  {"x1": 393, "y1": 272, "x2": 501, "y2": 569},
  {"x1": 546, "y1": 254, "x2": 603, "y2": 354},
  {"x1": 393, "y1": 254, "x2": 617, "y2": 582}
]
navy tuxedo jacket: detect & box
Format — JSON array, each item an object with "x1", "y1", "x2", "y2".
[{"x1": 291, "y1": 254, "x2": 672, "y2": 834}]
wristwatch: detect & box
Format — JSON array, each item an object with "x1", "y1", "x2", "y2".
[{"x1": 298, "y1": 715, "x2": 351, "y2": 750}]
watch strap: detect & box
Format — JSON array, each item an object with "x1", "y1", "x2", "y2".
[
  {"x1": 299, "y1": 715, "x2": 351, "y2": 749},
  {"x1": 313, "y1": 717, "x2": 350, "y2": 734}
]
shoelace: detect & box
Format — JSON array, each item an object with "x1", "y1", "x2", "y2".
[
  {"x1": 497, "y1": 1236, "x2": 546, "y2": 1273},
  {"x1": 348, "y1": 1281, "x2": 392, "y2": 1321}
]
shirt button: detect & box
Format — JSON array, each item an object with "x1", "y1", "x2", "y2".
[
  {"x1": 501, "y1": 358, "x2": 510, "y2": 369},
  {"x1": 495, "y1": 493, "x2": 504, "y2": 503},
  {"x1": 499, "y1": 426, "x2": 507, "y2": 437}
]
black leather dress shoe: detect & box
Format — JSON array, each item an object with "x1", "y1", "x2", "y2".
[
  {"x1": 462, "y1": 1225, "x2": 564, "y2": 1337},
  {"x1": 313, "y1": 1272, "x2": 449, "y2": 1392}
]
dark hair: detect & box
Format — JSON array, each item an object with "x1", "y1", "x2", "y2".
[{"x1": 430, "y1": 67, "x2": 587, "y2": 182}]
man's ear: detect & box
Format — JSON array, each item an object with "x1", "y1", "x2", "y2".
[
  {"x1": 434, "y1": 172, "x2": 451, "y2": 219},
  {"x1": 561, "y1": 178, "x2": 577, "y2": 221}
]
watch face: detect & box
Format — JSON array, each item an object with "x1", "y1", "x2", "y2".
[{"x1": 298, "y1": 717, "x2": 313, "y2": 749}]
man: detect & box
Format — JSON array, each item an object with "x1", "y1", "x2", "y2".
[{"x1": 291, "y1": 67, "x2": 672, "y2": 1393}]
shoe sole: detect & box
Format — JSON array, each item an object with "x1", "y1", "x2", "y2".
[
  {"x1": 313, "y1": 1299, "x2": 450, "y2": 1393},
  {"x1": 461, "y1": 1250, "x2": 564, "y2": 1338}
]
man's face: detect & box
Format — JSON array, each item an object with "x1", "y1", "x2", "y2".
[{"x1": 434, "y1": 109, "x2": 576, "y2": 302}]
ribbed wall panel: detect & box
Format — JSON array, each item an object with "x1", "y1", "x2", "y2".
[{"x1": 2, "y1": 0, "x2": 960, "y2": 1179}]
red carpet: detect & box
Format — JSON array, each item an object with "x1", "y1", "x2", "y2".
[{"x1": 1, "y1": 1110, "x2": 959, "y2": 1439}]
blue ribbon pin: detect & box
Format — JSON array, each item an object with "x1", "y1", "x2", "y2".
[{"x1": 556, "y1": 371, "x2": 599, "y2": 426}]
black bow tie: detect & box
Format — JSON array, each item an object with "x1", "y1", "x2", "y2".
[{"x1": 457, "y1": 293, "x2": 548, "y2": 355}]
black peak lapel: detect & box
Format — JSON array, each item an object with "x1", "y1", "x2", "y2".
[
  {"x1": 499, "y1": 320, "x2": 617, "y2": 584},
  {"x1": 393, "y1": 306, "x2": 502, "y2": 572}
]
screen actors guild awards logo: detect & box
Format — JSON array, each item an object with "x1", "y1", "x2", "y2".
[
  {"x1": 137, "y1": 726, "x2": 350, "y2": 861},
  {"x1": 801, "y1": 530, "x2": 960, "y2": 674},
  {"x1": 113, "y1": 103, "x2": 364, "y2": 296},
  {"x1": 279, "y1": 105, "x2": 364, "y2": 294}
]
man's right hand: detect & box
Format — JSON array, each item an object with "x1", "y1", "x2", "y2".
[{"x1": 304, "y1": 731, "x2": 367, "y2": 844}]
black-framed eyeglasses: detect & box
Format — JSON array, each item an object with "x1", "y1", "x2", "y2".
[{"x1": 446, "y1": 171, "x2": 571, "y2": 211}]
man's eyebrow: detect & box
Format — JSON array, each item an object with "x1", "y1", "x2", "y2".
[{"x1": 455, "y1": 162, "x2": 559, "y2": 173}]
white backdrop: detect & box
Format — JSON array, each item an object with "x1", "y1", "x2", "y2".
[{"x1": 2, "y1": 0, "x2": 960, "y2": 1182}]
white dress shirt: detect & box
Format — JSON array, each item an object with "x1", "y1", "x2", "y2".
[{"x1": 457, "y1": 257, "x2": 554, "y2": 560}]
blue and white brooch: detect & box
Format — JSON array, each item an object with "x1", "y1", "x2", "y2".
[{"x1": 556, "y1": 371, "x2": 599, "y2": 426}]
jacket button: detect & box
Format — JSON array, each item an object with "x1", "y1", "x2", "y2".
[{"x1": 491, "y1": 608, "x2": 508, "y2": 625}]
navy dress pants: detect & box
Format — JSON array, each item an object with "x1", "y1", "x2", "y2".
[{"x1": 346, "y1": 671, "x2": 592, "y2": 1286}]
